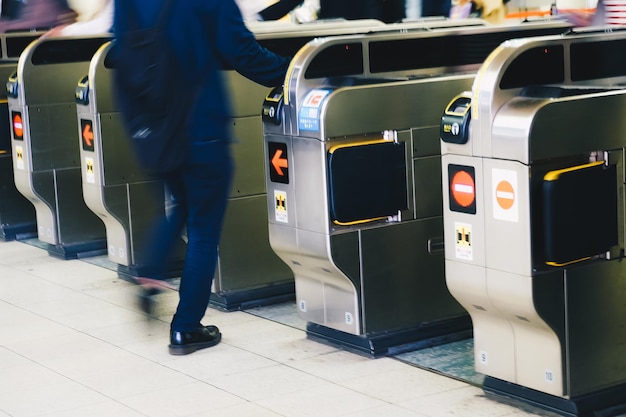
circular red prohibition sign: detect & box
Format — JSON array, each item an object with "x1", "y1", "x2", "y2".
[{"x1": 451, "y1": 170, "x2": 475, "y2": 208}]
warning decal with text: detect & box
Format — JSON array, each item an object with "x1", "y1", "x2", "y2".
[
  {"x1": 455, "y1": 222, "x2": 473, "y2": 261},
  {"x1": 274, "y1": 190, "x2": 288, "y2": 223}
]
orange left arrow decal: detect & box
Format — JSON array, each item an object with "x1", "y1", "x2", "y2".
[
  {"x1": 272, "y1": 149, "x2": 288, "y2": 176},
  {"x1": 83, "y1": 123, "x2": 94, "y2": 147}
]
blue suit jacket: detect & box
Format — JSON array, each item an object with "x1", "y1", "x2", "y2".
[{"x1": 113, "y1": 0, "x2": 290, "y2": 141}]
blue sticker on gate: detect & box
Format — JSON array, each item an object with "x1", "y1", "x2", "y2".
[{"x1": 298, "y1": 89, "x2": 332, "y2": 132}]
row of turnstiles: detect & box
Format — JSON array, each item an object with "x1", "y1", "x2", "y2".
[{"x1": 1, "y1": 17, "x2": 625, "y2": 417}]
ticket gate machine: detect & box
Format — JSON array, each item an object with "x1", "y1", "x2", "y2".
[
  {"x1": 7, "y1": 36, "x2": 111, "y2": 258},
  {"x1": 76, "y1": 19, "x2": 479, "y2": 309},
  {"x1": 263, "y1": 21, "x2": 571, "y2": 356},
  {"x1": 0, "y1": 32, "x2": 42, "y2": 240},
  {"x1": 440, "y1": 30, "x2": 626, "y2": 415},
  {"x1": 76, "y1": 42, "x2": 185, "y2": 277}
]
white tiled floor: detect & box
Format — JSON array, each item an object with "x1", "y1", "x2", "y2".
[{"x1": 0, "y1": 240, "x2": 565, "y2": 417}]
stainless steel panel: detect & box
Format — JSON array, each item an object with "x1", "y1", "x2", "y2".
[
  {"x1": 231, "y1": 116, "x2": 266, "y2": 197},
  {"x1": 322, "y1": 77, "x2": 475, "y2": 140},
  {"x1": 30, "y1": 170, "x2": 56, "y2": 243},
  {"x1": 99, "y1": 114, "x2": 147, "y2": 186},
  {"x1": 359, "y1": 218, "x2": 464, "y2": 333},
  {"x1": 293, "y1": 137, "x2": 330, "y2": 234},
  {"x1": 29, "y1": 104, "x2": 80, "y2": 171},
  {"x1": 54, "y1": 167, "x2": 105, "y2": 244},
  {"x1": 413, "y1": 155, "x2": 442, "y2": 220},
  {"x1": 565, "y1": 260, "x2": 626, "y2": 396},
  {"x1": 215, "y1": 194, "x2": 293, "y2": 292},
  {"x1": 84, "y1": 182, "x2": 128, "y2": 265},
  {"x1": 226, "y1": 72, "x2": 272, "y2": 118}
]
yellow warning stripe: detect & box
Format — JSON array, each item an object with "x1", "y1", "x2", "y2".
[
  {"x1": 546, "y1": 257, "x2": 591, "y2": 267},
  {"x1": 472, "y1": 45, "x2": 503, "y2": 121},
  {"x1": 283, "y1": 45, "x2": 310, "y2": 106},
  {"x1": 445, "y1": 94, "x2": 471, "y2": 117},
  {"x1": 543, "y1": 160, "x2": 604, "y2": 182},
  {"x1": 334, "y1": 216, "x2": 388, "y2": 226},
  {"x1": 328, "y1": 138, "x2": 389, "y2": 154}
]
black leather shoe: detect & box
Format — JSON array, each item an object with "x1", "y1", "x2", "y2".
[
  {"x1": 169, "y1": 325, "x2": 221, "y2": 355},
  {"x1": 137, "y1": 287, "x2": 160, "y2": 316}
]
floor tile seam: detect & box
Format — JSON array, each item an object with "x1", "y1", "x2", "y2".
[
  {"x1": 121, "y1": 376, "x2": 268, "y2": 409},
  {"x1": 274, "y1": 356, "x2": 481, "y2": 409},
  {"x1": 225, "y1": 314, "x2": 446, "y2": 400},
  {"x1": 0, "y1": 293, "x2": 173, "y2": 344},
  {"x1": 0, "y1": 269, "x2": 173, "y2": 330},
  {"x1": 2, "y1": 342, "x2": 251, "y2": 416},
  {"x1": 161, "y1": 347, "x2": 351, "y2": 405},
  {"x1": 262, "y1": 359, "x2": 407, "y2": 407},
  {"x1": 248, "y1": 402, "x2": 292, "y2": 417},
  {"x1": 0, "y1": 345, "x2": 150, "y2": 417},
  {"x1": 1, "y1": 258, "x2": 124, "y2": 296},
  {"x1": 394, "y1": 384, "x2": 489, "y2": 410},
  {"x1": 15, "y1": 265, "x2": 140, "y2": 308},
  {"x1": 3, "y1": 241, "x2": 126, "y2": 290},
  {"x1": 34, "y1": 398, "x2": 150, "y2": 417},
  {"x1": 0, "y1": 301, "x2": 188, "y2": 378},
  {"x1": 160, "y1": 343, "x2": 284, "y2": 378},
  {"x1": 333, "y1": 402, "x2": 430, "y2": 417}
]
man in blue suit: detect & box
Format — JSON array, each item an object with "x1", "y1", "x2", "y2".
[{"x1": 113, "y1": 0, "x2": 290, "y2": 355}]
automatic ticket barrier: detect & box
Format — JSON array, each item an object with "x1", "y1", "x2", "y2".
[
  {"x1": 441, "y1": 30, "x2": 626, "y2": 415},
  {"x1": 76, "y1": 19, "x2": 463, "y2": 310},
  {"x1": 76, "y1": 42, "x2": 185, "y2": 277},
  {"x1": 0, "y1": 32, "x2": 42, "y2": 240},
  {"x1": 263, "y1": 21, "x2": 571, "y2": 356},
  {"x1": 7, "y1": 36, "x2": 110, "y2": 259}
]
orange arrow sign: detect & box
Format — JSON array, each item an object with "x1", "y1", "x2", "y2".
[
  {"x1": 83, "y1": 123, "x2": 94, "y2": 148},
  {"x1": 272, "y1": 149, "x2": 288, "y2": 176}
]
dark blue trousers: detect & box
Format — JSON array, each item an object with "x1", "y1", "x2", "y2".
[{"x1": 146, "y1": 140, "x2": 233, "y2": 332}]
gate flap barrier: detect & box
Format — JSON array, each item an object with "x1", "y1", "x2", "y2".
[
  {"x1": 543, "y1": 161, "x2": 618, "y2": 266},
  {"x1": 328, "y1": 139, "x2": 407, "y2": 225}
]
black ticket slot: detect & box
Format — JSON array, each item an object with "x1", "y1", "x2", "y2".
[
  {"x1": 75, "y1": 75, "x2": 90, "y2": 106},
  {"x1": 262, "y1": 87, "x2": 283, "y2": 125},
  {"x1": 6, "y1": 72, "x2": 18, "y2": 99},
  {"x1": 328, "y1": 139, "x2": 407, "y2": 225},
  {"x1": 441, "y1": 92, "x2": 472, "y2": 144},
  {"x1": 542, "y1": 160, "x2": 618, "y2": 266}
]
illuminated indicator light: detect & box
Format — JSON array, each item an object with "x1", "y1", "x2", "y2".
[
  {"x1": 271, "y1": 148, "x2": 288, "y2": 176},
  {"x1": 495, "y1": 180, "x2": 515, "y2": 210},
  {"x1": 451, "y1": 170, "x2": 475, "y2": 208},
  {"x1": 268, "y1": 142, "x2": 289, "y2": 184},
  {"x1": 13, "y1": 114, "x2": 23, "y2": 138},
  {"x1": 83, "y1": 123, "x2": 94, "y2": 148}
]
